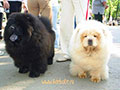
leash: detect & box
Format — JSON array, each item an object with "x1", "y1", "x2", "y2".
[{"x1": 86, "y1": 0, "x2": 90, "y2": 20}]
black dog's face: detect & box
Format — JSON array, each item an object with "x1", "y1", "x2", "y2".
[
  {"x1": 8, "y1": 24, "x2": 24, "y2": 42},
  {"x1": 4, "y1": 13, "x2": 34, "y2": 46}
]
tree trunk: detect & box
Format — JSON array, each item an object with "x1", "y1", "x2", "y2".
[{"x1": 116, "y1": 0, "x2": 119, "y2": 20}]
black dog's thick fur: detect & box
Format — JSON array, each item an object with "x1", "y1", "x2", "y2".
[{"x1": 4, "y1": 13, "x2": 55, "y2": 78}]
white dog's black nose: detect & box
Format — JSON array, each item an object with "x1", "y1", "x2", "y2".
[{"x1": 88, "y1": 39, "x2": 93, "y2": 46}]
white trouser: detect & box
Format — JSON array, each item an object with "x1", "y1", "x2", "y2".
[{"x1": 60, "y1": 0, "x2": 88, "y2": 55}]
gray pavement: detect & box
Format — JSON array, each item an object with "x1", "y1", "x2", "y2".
[{"x1": 0, "y1": 26, "x2": 120, "y2": 90}]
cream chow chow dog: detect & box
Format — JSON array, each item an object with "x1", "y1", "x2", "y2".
[{"x1": 69, "y1": 20, "x2": 112, "y2": 83}]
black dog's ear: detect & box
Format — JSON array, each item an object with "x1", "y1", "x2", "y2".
[
  {"x1": 26, "y1": 14, "x2": 34, "y2": 22},
  {"x1": 39, "y1": 16, "x2": 52, "y2": 31},
  {"x1": 26, "y1": 16, "x2": 31, "y2": 21}
]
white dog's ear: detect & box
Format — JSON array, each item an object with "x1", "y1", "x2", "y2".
[
  {"x1": 75, "y1": 25, "x2": 80, "y2": 33},
  {"x1": 102, "y1": 26, "x2": 110, "y2": 37},
  {"x1": 75, "y1": 23, "x2": 83, "y2": 34},
  {"x1": 102, "y1": 26, "x2": 113, "y2": 42},
  {"x1": 70, "y1": 24, "x2": 82, "y2": 44},
  {"x1": 75, "y1": 28, "x2": 80, "y2": 35},
  {"x1": 73, "y1": 24, "x2": 81, "y2": 39},
  {"x1": 102, "y1": 28, "x2": 107, "y2": 37}
]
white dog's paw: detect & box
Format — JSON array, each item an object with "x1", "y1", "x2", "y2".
[
  {"x1": 101, "y1": 66, "x2": 109, "y2": 80},
  {"x1": 90, "y1": 76, "x2": 101, "y2": 83},
  {"x1": 101, "y1": 71, "x2": 109, "y2": 80},
  {"x1": 90, "y1": 71, "x2": 101, "y2": 83},
  {"x1": 69, "y1": 63, "x2": 79, "y2": 76},
  {"x1": 78, "y1": 72, "x2": 87, "y2": 79},
  {"x1": 69, "y1": 68, "x2": 78, "y2": 76}
]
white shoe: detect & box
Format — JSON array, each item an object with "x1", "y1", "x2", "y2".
[
  {"x1": 64, "y1": 55, "x2": 70, "y2": 59},
  {"x1": 56, "y1": 54, "x2": 71, "y2": 62},
  {"x1": 0, "y1": 51, "x2": 4, "y2": 56}
]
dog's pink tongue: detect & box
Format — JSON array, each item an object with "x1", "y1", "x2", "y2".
[{"x1": 10, "y1": 34, "x2": 18, "y2": 42}]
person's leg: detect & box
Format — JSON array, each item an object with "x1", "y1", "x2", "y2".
[
  {"x1": 0, "y1": 12, "x2": 3, "y2": 40},
  {"x1": 94, "y1": 13, "x2": 102, "y2": 22},
  {"x1": 27, "y1": 0, "x2": 39, "y2": 16},
  {"x1": 0, "y1": 12, "x2": 4, "y2": 56},
  {"x1": 74, "y1": 16, "x2": 76, "y2": 29},
  {"x1": 94, "y1": 14, "x2": 98, "y2": 20},
  {"x1": 0, "y1": 13, "x2": 2, "y2": 29},
  {"x1": 52, "y1": 6, "x2": 59, "y2": 48},
  {"x1": 39, "y1": 0, "x2": 52, "y2": 22},
  {"x1": 58, "y1": 0, "x2": 74, "y2": 61},
  {"x1": 73, "y1": 0, "x2": 87, "y2": 24},
  {"x1": 97, "y1": 12, "x2": 102, "y2": 22},
  {"x1": 52, "y1": 6, "x2": 58, "y2": 30},
  {"x1": 6, "y1": 1, "x2": 22, "y2": 19}
]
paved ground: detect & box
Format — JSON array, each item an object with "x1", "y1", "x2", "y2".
[{"x1": 0, "y1": 26, "x2": 120, "y2": 90}]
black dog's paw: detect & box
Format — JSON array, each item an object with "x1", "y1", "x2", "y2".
[
  {"x1": 47, "y1": 58, "x2": 53, "y2": 65},
  {"x1": 19, "y1": 67, "x2": 29, "y2": 73},
  {"x1": 48, "y1": 61, "x2": 53, "y2": 65},
  {"x1": 29, "y1": 71, "x2": 40, "y2": 78}
]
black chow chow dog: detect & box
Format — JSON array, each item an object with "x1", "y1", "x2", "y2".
[{"x1": 4, "y1": 13, "x2": 55, "y2": 78}]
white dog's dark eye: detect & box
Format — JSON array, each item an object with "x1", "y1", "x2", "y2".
[
  {"x1": 94, "y1": 35, "x2": 97, "y2": 37},
  {"x1": 84, "y1": 35, "x2": 87, "y2": 37}
]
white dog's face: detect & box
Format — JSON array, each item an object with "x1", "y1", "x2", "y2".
[
  {"x1": 80, "y1": 29, "x2": 101, "y2": 48},
  {"x1": 70, "y1": 20, "x2": 112, "y2": 53}
]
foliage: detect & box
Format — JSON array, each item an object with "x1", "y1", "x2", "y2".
[
  {"x1": 105, "y1": 0, "x2": 120, "y2": 20},
  {"x1": 90, "y1": 0, "x2": 120, "y2": 20}
]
